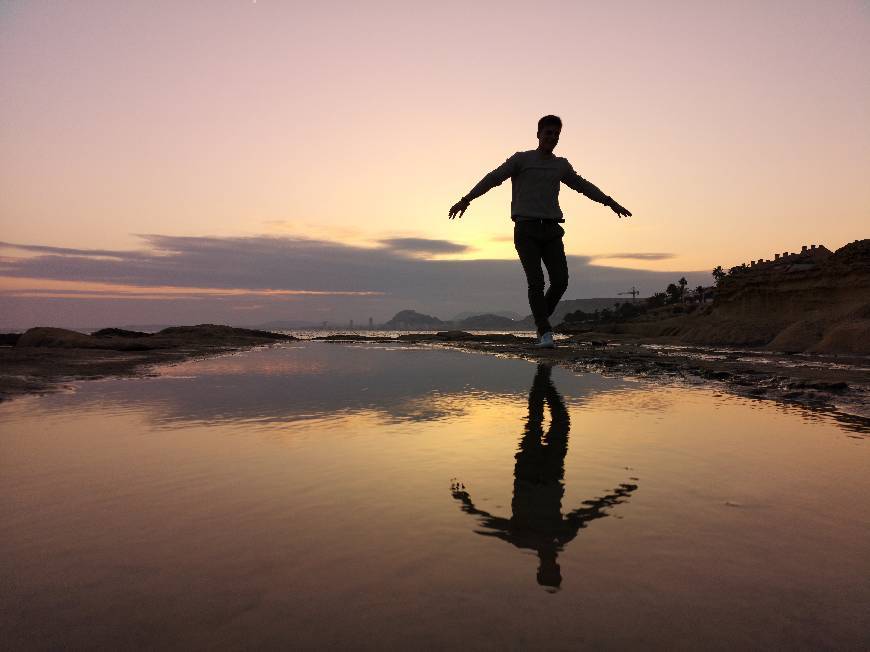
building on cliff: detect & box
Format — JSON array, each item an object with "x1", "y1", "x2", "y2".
[{"x1": 729, "y1": 244, "x2": 832, "y2": 275}]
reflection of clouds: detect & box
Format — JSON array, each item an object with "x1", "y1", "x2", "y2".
[
  {"x1": 159, "y1": 346, "x2": 328, "y2": 377},
  {"x1": 378, "y1": 395, "x2": 469, "y2": 423},
  {"x1": 40, "y1": 343, "x2": 632, "y2": 428}
]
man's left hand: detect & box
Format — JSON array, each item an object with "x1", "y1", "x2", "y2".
[{"x1": 609, "y1": 200, "x2": 631, "y2": 218}]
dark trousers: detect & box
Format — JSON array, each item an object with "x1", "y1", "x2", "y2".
[{"x1": 513, "y1": 220, "x2": 569, "y2": 335}]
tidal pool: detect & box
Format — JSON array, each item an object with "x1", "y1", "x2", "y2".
[{"x1": 1, "y1": 342, "x2": 868, "y2": 649}]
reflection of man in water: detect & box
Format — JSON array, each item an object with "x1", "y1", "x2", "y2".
[{"x1": 451, "y1": 364, "x2": 638, "y2": 589}]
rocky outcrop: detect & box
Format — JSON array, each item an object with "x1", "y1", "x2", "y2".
[
  {"x1": 675, "y1": 240, "x2": 869, "y2": 353},
  {"x1": 1, "y1": 324, "x2": 299, "y2": 403},
  {"x1": 16, "y1": 324, "x2": 297, "y2": 350},
  {"x1": 92, "y1": 328, "x2": 151, "y2": 338},
  {"x1": 17, "y1": 327, "x2": 128, "y2": 349},
  {"x1": 0, "y1": 333, "x2": 22, "y2": 346},
  {"x1": 553, "y1": 240, "x2": 869, "y2": 354}
]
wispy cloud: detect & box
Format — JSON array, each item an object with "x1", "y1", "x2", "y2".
[
  {"x1": 592, "y1": 252, "x2": 676, "y2": 261},
  {"x1": 378, "y1": 238, "x2": 470, "y2": 255},
  {"x1": 0, "y1": 241, "x2": 148, "y2": 259}
]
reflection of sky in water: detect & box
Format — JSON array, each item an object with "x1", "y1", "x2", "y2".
[
  {"x1": 1, "y1": 344, "x2": 868, "y2": 648},
  {"x1": 38, "y1": 342, "x2": 635, "y2": 427}
]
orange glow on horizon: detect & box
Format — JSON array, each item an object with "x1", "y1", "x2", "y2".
[{"x1": 0, "y1": 277, "x2": 383, "y2": 299}]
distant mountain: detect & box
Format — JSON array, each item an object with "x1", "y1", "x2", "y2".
[
  {"x1": 382, "y1": 300, "x2": 631, "y2": 332},
  {"x1": 384, "y1": 310, "x2": 445, "y2": 328}
]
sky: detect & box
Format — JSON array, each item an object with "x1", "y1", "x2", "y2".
[{"x1": 1, "y1": 0, "x2": 868, "y2": 328}]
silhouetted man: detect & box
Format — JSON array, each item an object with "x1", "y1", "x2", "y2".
[
  {"x1": 450, "y1": 363, "x2": 638, "y2": 589},
  {"x1": 449, "y1": 115, "x2": 631, "y2": 348}
]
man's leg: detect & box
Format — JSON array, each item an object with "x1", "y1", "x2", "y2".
[
  {"x1": 514, "y1": 222, "x2": 551, "y2": 335},
  {"x1": 541, "y1": 225, "x2": 569, "y2": 320}
]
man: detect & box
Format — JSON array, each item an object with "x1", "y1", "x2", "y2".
[{"x1": 448, "y1": 115, "x2": 631, "y2": 348}]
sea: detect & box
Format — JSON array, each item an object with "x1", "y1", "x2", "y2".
[{"x1": 1, "y1": 340, "x2": 868, "y2": 649}]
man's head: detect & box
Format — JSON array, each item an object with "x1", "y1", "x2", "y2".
[{"x1": 537, "y1": 115, "x2": 562, "y2": 153}]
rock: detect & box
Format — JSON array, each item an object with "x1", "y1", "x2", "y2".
[
  {"x1": 17, "y1": 327, "x2": 106, "y2": 349},
  {"x1": 0, "y1": 333, "x2": 21, "y2": 346},
  {"x1": 582, "y1": 239, "x2": 870, "y2": 355},
  {"x1": 16, "y1": 324, "x2": 296, "y2": 350},
  {"x1": 92, "y1": 328, "x2": 150, "y2": 338},
  {"x1": 435, "y1": 330, "x2": 477, "y2": 341},
  {"x1": 156, "y1": 324, "x2": 296, "y2": 340}
]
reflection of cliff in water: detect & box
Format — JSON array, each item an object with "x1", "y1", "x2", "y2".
[
  {"x1": 39, "y1": 343, "x2": 630, "y2": 426},
  {"x1": 452, "y1": 363, "x2": 638, "y2": 590}
]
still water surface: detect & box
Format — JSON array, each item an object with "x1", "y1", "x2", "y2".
[{"x1": 2, "y1": 343, "x2": 868, "y2": 649}]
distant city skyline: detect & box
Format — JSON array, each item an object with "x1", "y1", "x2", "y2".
[{"x1": 1, "y1": 1, "x2": 867, "y2": 328}]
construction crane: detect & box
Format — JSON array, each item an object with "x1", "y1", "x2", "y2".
[{"x1": 618, "y1": 286, "x2": 640, "y2": 302}]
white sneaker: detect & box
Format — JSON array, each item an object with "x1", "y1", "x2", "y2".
[{"x1": 536, "y1": 331, "x2": 555, "y2": 349}]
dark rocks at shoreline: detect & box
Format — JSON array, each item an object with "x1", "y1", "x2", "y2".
[
  {"x1": 0, "y1": 333, "x2": 22, "y2": 346},
  {"x1": 0, "y1": 325, "x2": 299, "y2": 403},
  {"x1": 92, "y1": 328, "x2": 151, "y2": 338},
  {"x1": 399, "y1": 331, "x2": 531, "y2": 343},
  {"x1": 15, "y1": 324, "x2": 297, "y2": 351},
  {"x1": 313, "y1": 334, "x2": 397, "y2": 342}
]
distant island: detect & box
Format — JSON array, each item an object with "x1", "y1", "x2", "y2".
[{"x1": 381, "y1": 298, "x2": 630, "y2": 331}]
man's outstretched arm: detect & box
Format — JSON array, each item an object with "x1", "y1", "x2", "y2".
[
  {"x1": 562, "y1": 163, "x2": 632, "y2": 219},
  {"x1": 449, "y1": 153, "x2": 519, "y2": 219}
]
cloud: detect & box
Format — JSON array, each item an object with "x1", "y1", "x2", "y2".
[
  {"x1": 0, "y1": 234, "x2": 710, "y2": 327},
  {"x1": 0, "y1": 241, "x2": 148, "y2": 259},
  {"x1": 379, "y1": 238, "x2": 470, "y2": 255},
  {"x1": 592, "y1": 252, "x2": 676, "y2": 261}
]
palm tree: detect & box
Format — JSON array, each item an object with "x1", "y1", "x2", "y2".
[
  {"x1": 712, "y1": 266, "x2": 726, "y2": 286},
  {"x1": 678, "y1": 277, "x2": 687, "y2": 302},
  {"x1": 695, "y1": 285, "x2": 705, "y2": 303}
]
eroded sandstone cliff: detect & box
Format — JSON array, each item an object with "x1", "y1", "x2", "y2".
[{"x1": 678, "y1": 239, "x2": 869, "y2": 353}]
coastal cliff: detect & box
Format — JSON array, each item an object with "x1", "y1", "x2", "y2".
[
  {"x1": 579, "y1": 240, "x2": 869, "y2": 354},
  {"x1": 677, "y1": 239, "x2": 869, "y2": 353}
]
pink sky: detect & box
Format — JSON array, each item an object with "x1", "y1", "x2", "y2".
[{"x1": 1, "y1": 1, "x2": 868, "y2": 327}]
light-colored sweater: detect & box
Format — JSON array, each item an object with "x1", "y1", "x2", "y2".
[{"x1": 464, "y1": 150, "x2": 611, "y2": 221}]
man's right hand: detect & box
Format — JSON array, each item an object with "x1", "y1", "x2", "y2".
[{"x1": 448, "y1": 197, "x2": 470, "y2": 219}]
